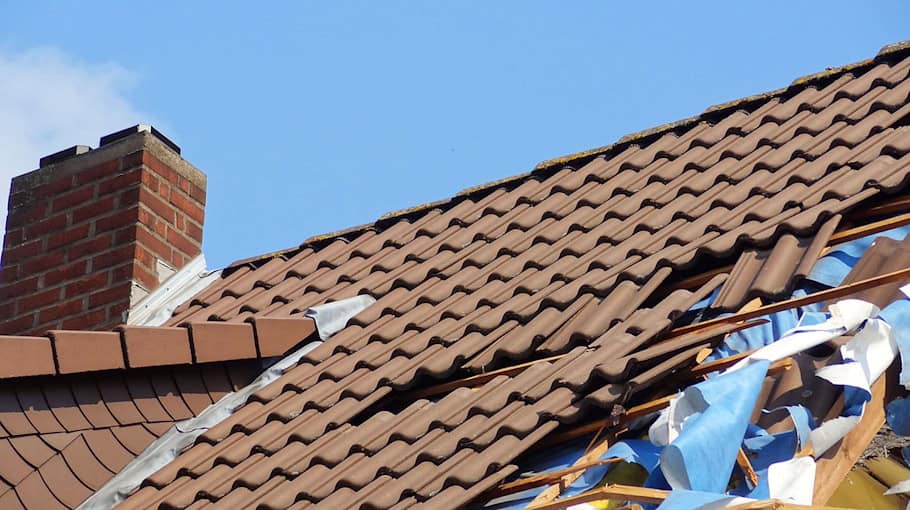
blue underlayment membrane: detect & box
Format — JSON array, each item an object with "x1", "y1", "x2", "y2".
[{"x1": 484, "y1": 225, "x2": 910, "y2": 509}]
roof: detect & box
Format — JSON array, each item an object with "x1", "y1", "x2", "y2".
[{"x1": 4, "y1": 40, "x2": 910, "y2": 509}]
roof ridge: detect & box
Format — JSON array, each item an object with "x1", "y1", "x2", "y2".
[{"x1": 224, "y1": 38, "x2": 910, "y2": 272}]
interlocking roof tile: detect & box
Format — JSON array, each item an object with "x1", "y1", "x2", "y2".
[{"x1": 104, "y1": 42, "x2": 910, "y2": 509}]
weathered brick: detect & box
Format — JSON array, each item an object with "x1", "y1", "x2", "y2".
[
  {"x1": 134, "y1": 245, "x2": 158, "y2": 268},
  {"x1": 3, "y1": 229, "x2": 23, "y2": 249},
  {"x1": 21, "y1": 251, "x2": 65, "y2": 275},
  {"x1": 38, "y1": 298, "x2": 83, "y2": 324},
  {"x1": 2, "y1": 239, "x2": 40, "y2": 263},
  {"x1": 170, "y1": 191, "x2": 205, "y2": 224},
  {"x1": 92, "y1": 245, "x2": 135, "y2": 271},
  {"x1": 68, "y1": 234, "x2": 113, "y2": 261},
  {"x1": 132, "y1": 263, "x2": 159, "y2": 290},
  {"x1": 189, "y1": 183, "x2": 206, "y2": 204},
  {"x1": 73, "y1": 159, "x2": 118, "y2": 185},
  {"x1": 7, "y1": 204, "x2": 50, "y2": 228},
  {"x1": 114, "y1": 226, "x2": 137, "y2": 245},
  {"x1": 34, "y1": 174, "x2": 76, "y2": 195},
  {"x1": 166, "y1": 226, "x2": 199, "y2": 257},
  {"x1": 185, "y1": 220, "x2": 203, "y2": 243},
  {"x1": 46, "y1": 224, "x2": 91, "y2": 251},
  {"x1": 43, "y1": 260, "x2": 88, "y2": 287},
  {"x1": 118, "y1": 186, "x2": 141, "y2": 208},
  {"x1": 0, "y1": 314, "x2": 36, "y2": 336},
  {"x1": 120, "y1": 151, "x2": 143, "y2": 169},
  {"x1": 64, "y1": 272, "x2": 109, "y2": 298},
  {"x1": 88, "y1": 281, "x2": 132, "y2": 308},
  {"x1": 97, "y1": 169, "x2": 141, "y2": 196},
  {"x1": 138, "y1": 208, "x2": 166, "y2": 237},
  {"x1": 138, "y1": 187, "x2": 175, "y2": 224},
  {"x1": 24, "y1": 213, "x2": 68, "y2": 238},
  {"x1": 136, "y1": 227, "x2": 173, "y2": 260},
  {"x1": 19, "y1": 287, "x2": 62, "y2": 311},
  {"x1": 61, "y1": 308, "x2": 106, "y2": 330},
  {"x1": 52, "y1": 186, "x2": 95, "y2": 213},
  {"x1": 0, "y1": 276, "x2": 39, "y2": 300},
  {"x1": 140, "y1": 170, "x2": 160, "y2": 193},
  {"x1": 143, "y1": 151, "x2": 178, "y2": 185},
  {"x1": 72, "y1": 196, "x2": 116, "y2": 224},
  {"x1": 95, "y1": 207, "x2": 139, "y2": 233}
]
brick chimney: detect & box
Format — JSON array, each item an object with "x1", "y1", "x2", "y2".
[{"x1": 0, "y1": 125, "x2": 207, "y2": 335}]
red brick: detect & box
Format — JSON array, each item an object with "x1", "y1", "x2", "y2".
[
  {"x1": 43, "y1": 260, "x2": 88, "y2": 287},
  {"x1": 109, "y1": 263, "x2": 133, "y2": 283},
  {"x1": 97, "y1": 169, "x2": 141, "y2": 196},
  {"x1": 157, "y1": 181, "x2": 171, "y2": 201},
  {"x1": 37, "y1": 298, "x2": 83, "y2": 324},
  {"x1": 143, "y1": 152, "x2": 178, "y2": 185},
  {"x1": 0, "y1": 276, "x2": 39, "y2": 300},
  {"x1": 121, "y1": 151, "x2": 143, "y2": 169},
  {"x1": 46, "y1": 224, "x2": 91, "y2": 251},
  {"x1": 140, "y1": 170, "x2": 160, "y2": 193},
  {"x1": 166, "y1": 226, "x2": 199, "y2": 257},
  {"x1": 61, "y1": 308, "x2": 106, "y2": 330},
  {"x1": 189, "y1": 184, "x2": 206, "y2": 204},
  {"x1": 72, "y1": 196, "x2": 116, "y2": 224},
  {"x1": 169, "y1": 191, "x2": 204, "y2": 224},
  {"x1": 34, "y1": 174, "x2": 75, "y2": 195},
  {"x1": 108, "y1": 299, "x2": 130, "y2": 322},
  {"x1": 175, "y1": 212, "x2": 185, "y2": 231},
  {"x1": 74, "y1": 159, "x2": 118, "y2": 185},
  {"x1": 117, "y1": 186, "x2": 141, "y2": 208},
  {"x1": 137, "y1": 227, "x2": 173, "y2": 261},
  {"x1": 52, "y1": 186, "x2": 95, "y2": 213},
  {"x1": 20, "y1": 250, "x2": 65, "y2": 274},
  {"x1": 138, "y1": 208, "x2": 166, "y2": 237},
  {"x1": 92, "y1": 245, "x2": 134, "y2": 271},
  {"x1": 7, "y1": 203, "x2": 50, "y2": 227},
  {"x1": 3, "y1": 229, "x2": 23, "y2": 249},
  {"x1": 0, "y1": 314, "x2": 37, "y2": 337},
  {"x1": 24, "y1": 213, "x2": 68, "y2": 238},
  {"x1": 114, "y1": 226, "x2": 137, "y2": 245},
  {"x1": 134, "y1": 245, "x2": 158, "y2": 268},
  {"x1": 133, "y1": 263, "x2": 158, "y2": 290},
  {"x1": 95, "y1": 207, "x2": 139, "y2": 233},
  {"x1": 64, "y1": 272, "x2": 109, "y2": 298},
  {"x1": 185, "y1": 220, "x2": 204, "y2": 243},
  {"x1": 0, "y1": 301, "x2": 14, "y2": 317},
  {"x1": 88, "y1": 281, "x2": 132, "y2": 308},
  {"x1": 2, "y1": 239, "x2": 41, "y2": 264},
  {"x1": 138, "y1": 187, "x2": 175, "y2": 224},
  {"x1": 18, "y1": 287, "x2": 62, "y2": 311},
  {"x1": 177, "y1": 176, "x2": 191, "y2": 195},
  {"x1": 68, "y1": 234, "x2": 112, "y2": 261},
  {"x1": 7, "y1": 191, "x2": 32, "y2": 210}
]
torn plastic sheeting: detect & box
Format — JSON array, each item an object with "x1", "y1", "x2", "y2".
[
  {"x1": 884, "y1": 478, "x2": 910, "y2": 496},
  {"x1": 807, "y1": 224, "x2": 910, "y2": 287},
  {"x1": 304, "y1": 294, "x2": 376, "y2": 339},
  {"x1": 77, "y1": 339, "x2": 323, "y2": 510},
  {"x1": 654, "y1": 360, "x2": 770, "y2": 493},
  {"x1": 809, "y1": 314, "x2": 897, "y2": 456},
  {"x1": 887, "y1": 397, "x2": 910, "y2": 436},
  {"x1": 881, "y1": 295, "x2": 910, "y2": 388},
  {"x1": 726, "y1": 299, "x2": 880, "y2": 372}
]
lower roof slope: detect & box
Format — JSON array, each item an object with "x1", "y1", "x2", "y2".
[
  {"x1": 0, "y1": 361, "x2": 262, "y2": 509},
  {"x1": 117, "y1": 43, "x2": 910, "y2": 508}
]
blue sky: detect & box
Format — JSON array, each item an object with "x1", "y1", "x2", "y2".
[{"x1": 1, "y1": 2, "x2": 908, "y2": 268}]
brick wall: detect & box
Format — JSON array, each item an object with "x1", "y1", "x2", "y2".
[{"x1": 0, "y1": 128, "x2": 207, "y2": 336}]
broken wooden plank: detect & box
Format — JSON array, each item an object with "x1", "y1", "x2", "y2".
[
  {"x1": 526, "y1": 484, "x2": 670, "y2": 509},
  {"x1": 528, "y1": 434, "x2": 619, "y2": 505},
  {"x1": 812, "y1": 374, "x2": 888, "y2": 505},
  {"x1": 670, "y1": 265, "x2": 910, "y2": 337},
  {"x1": 488, "y1": 457, "x2": 623, "y2": 498}
]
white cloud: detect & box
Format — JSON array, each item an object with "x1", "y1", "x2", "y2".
[{"x1": 0, "y1": 47, "x2": 147, "y2": 228}]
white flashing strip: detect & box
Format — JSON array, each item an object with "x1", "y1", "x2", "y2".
[
  {"x1": 80, "y1": 296, "x2": 376, "y2": 510},
  {"x1": 127, "y1": 254, "x2": 222, "y2": 326}
]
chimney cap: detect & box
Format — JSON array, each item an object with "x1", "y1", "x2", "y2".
[
  {"x1": 38, "y1": 145, "x2": 92, "y2": 168},
  {"x1": 99, "y1": 124, "x2": 181, "y2": 155}
]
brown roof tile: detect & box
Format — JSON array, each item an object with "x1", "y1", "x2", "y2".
[
  {"x1": 0, "y1": 337, "x2": 55, "y2": 379},
  {"x1": 120, "y1": 326, "x2": 192, "y2": 368},
  {"x1": 48, "y1": 331, "x2": 123, "y2": 374},
  {"x1": 113, "y1": 43, "x2": 910, "y2": 509}
]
